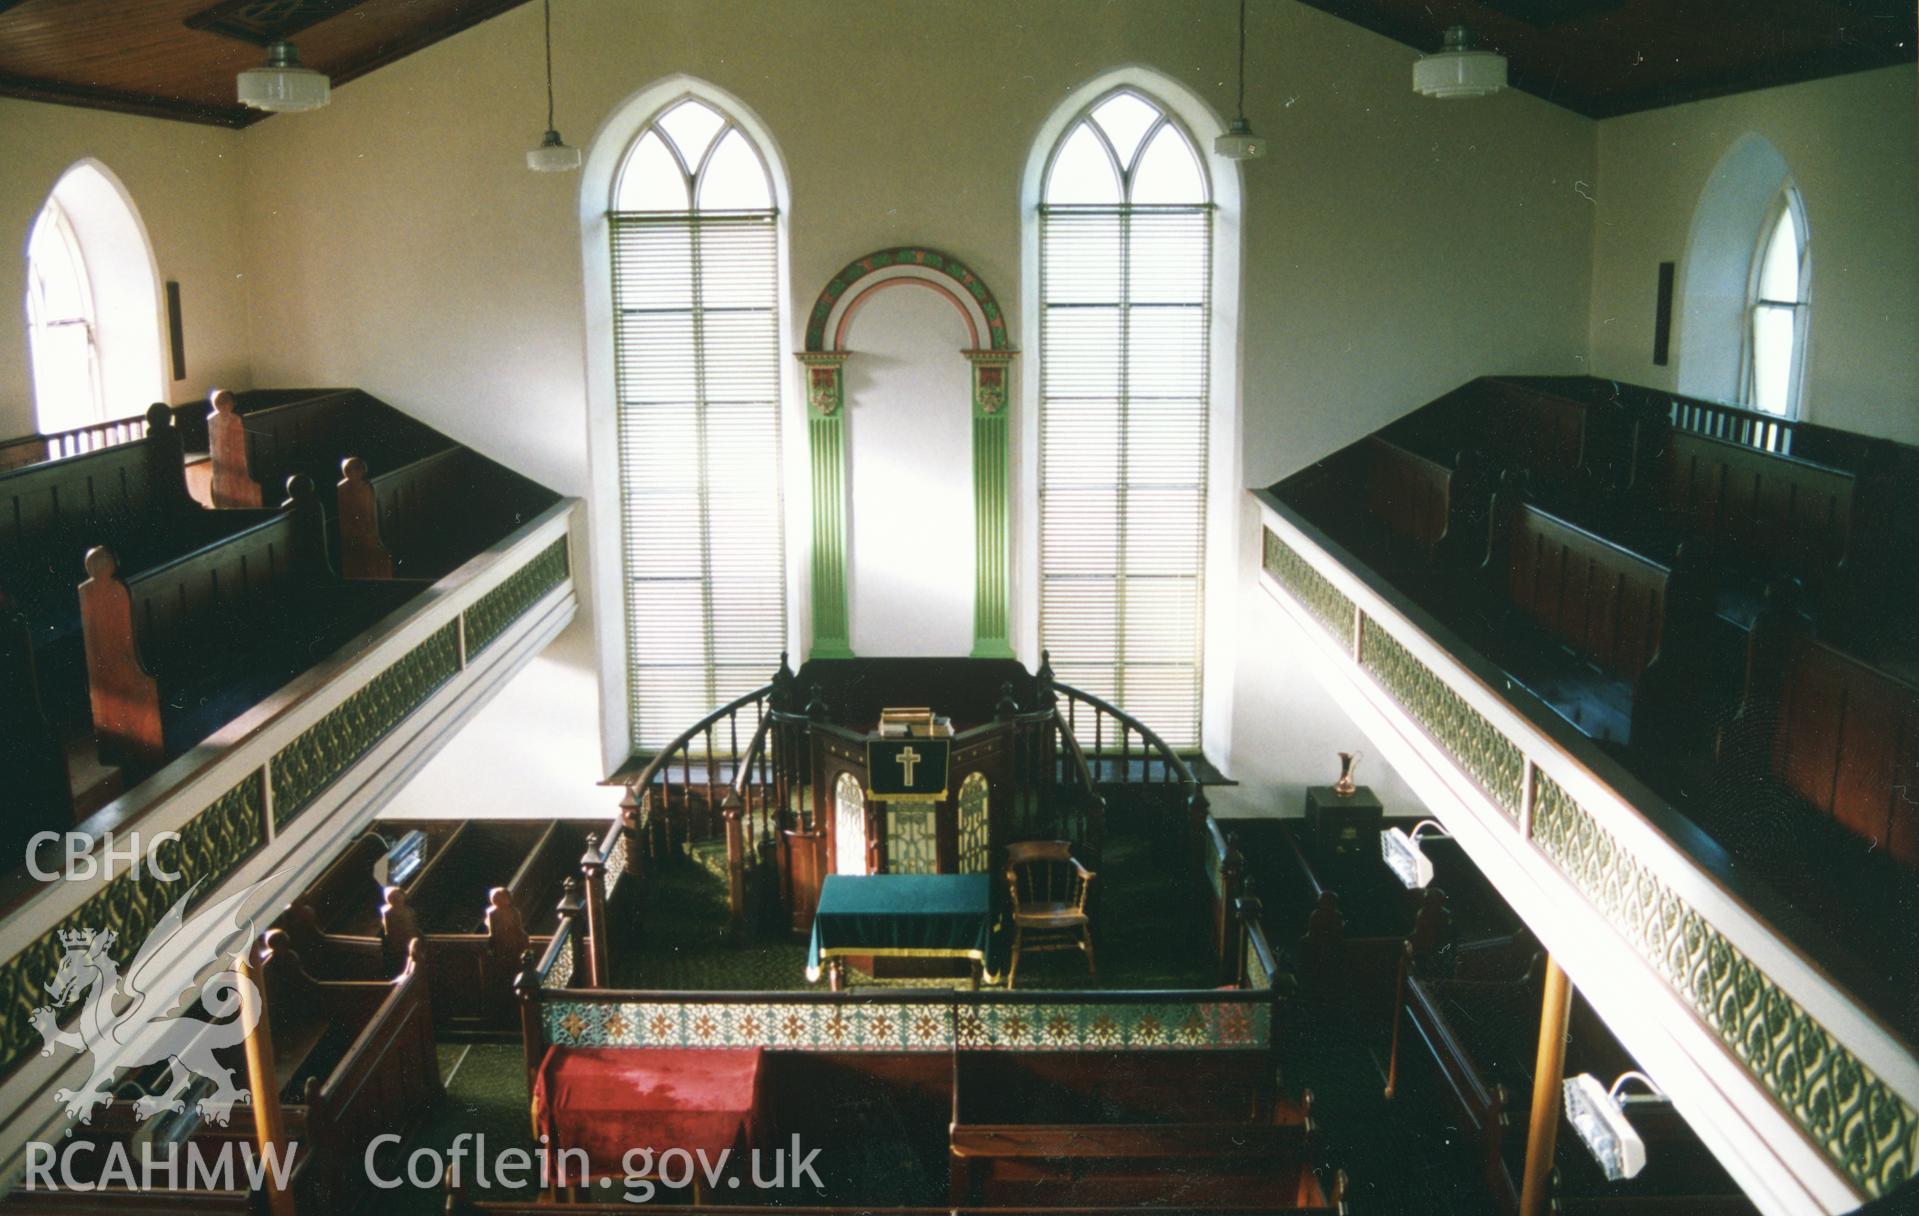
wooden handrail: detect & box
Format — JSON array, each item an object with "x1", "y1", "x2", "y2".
[{"x1": 1051, "y1": 666, "x2": 1207, "y2": 812}]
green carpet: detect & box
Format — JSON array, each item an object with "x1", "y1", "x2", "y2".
[{"x1": 369, "y1": 1043, "x2": 538, "y2": 1215}]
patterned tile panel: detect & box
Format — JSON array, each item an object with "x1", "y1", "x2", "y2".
[
  {"x1": 1533, "y1": 773, "x2": 1918, "y2": 1199},
  {"x1": 270, "y1": 621, "x2": 460, "y2": 829},
  {"x1": 885, "y1": 807, "x2": 938, "y2": 875},
  {"x1": 602, "y1": 828, "x2": 630, "y2": 896},
  {"x1": 0, "y1": 772, "x2": 266, "y2": 1080},
  {"x1": 1358, "y1": 617, "x2": 1525, "y2": 820},
  {"x1": 464, "y1": 538, "x2": 570, "y2": 659},
  {"x1": 544, "y1": 997, "x2": 1270, "y2": 1052},
  {"x1": 1262, "y1": 526, "x2": 1355, "y2": 651},
  {"x1": 543, "y1": 921, "x2": 577, "y2": 990}
]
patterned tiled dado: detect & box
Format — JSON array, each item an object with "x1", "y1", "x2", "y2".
[
  {"x1": 465, "y1": 538, "x2": 570, "y2": 658},
  {"x1": 1532, "y1": 773, "x2": 1918, "y2": 1200},
  {"x1": 270, "y1": 621, "x2": 460, "y2": 829},
  {"x1": 1262, "y1": 526, "x2": 1355, "y2": 650},
  {"x1": 0, "y1": 772, "x2": 265, "y2": 1079},
  {"x1": 544, "y1": 997, "x2": 1269, "y2": 1052},
  {"x1": 1357, "y1": 616, "x2": 1524, "y2": 819}
]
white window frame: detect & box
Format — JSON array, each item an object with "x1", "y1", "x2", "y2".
[
  {"x1": 579, "y1": 78, "x2": 804, "y2": 773},
  {"x1": 25, "y1": 198, "x2": 106, "y2": 432},
  {"x1": 1019, "y1": 69, "x2": 1244, "y2": 768},
  {"x1": 1739, "y1": 185, "x2": 1810, "y2": 419}
]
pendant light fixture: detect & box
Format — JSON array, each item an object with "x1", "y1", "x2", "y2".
[
  {"x1": 236, "y1": 39, "x2": 330, "y2": 112},
  {"x1": 1413, "y1": 24, "x2": 1508, "y2": 99},
  {"x1": 1213, "y1": 0, "x2": 1265, "y2": 160},
  {"x1": 526, "y1": 0, "x2": 581, "y2": 172}
]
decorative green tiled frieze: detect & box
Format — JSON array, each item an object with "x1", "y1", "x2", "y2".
[
  {"x1": 1244, "y1": 932, "x2": 1273, "y2": 992},
  {"x1": 1533, "y1": 773, "x2": 1918, "y2": 1199},
  {"x1": 544, "y1": 997, "x2": 1268, "y2": 1052},
  {"x1": 0, "y1": 771, "x2": 265, "y2": 1080},
  {"x1": 1262, "y1": 527, "x2": 1355, "y2": 651},
  {"x1": 543, "y1": 921, "x2": 577, "y2": 990},
  {"x1": 465, "y1": 538, "x2": 570, "y2": 658},
  {"x1": 1359, "y1": 617, "x2": 1525, "y2": 820},
  {"x1": 271, "y1": 621, "x2": 460, "y2": 829}
]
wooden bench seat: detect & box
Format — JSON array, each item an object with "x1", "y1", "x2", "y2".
[
  {"x1": 949, "y1": 1050, "x2": 1334, "y2": 1209},
  {"x1": 207, "y1": 389, "x2": 449, "y2": 511},
  {"x1": 337, "y1": 446, "x2": 558, "y2": 581},
  {"x1": 77, "y1": 478, "x2": 428, "y2": 766}
]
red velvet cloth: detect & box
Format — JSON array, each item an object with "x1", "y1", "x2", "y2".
[{"x1": 535, "y1": 1047, "x2": 764, "y2": 1181}]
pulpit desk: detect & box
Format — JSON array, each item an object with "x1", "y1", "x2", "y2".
[{"x1": 805, "y1": 873, "x2": 997, "y2": 990}]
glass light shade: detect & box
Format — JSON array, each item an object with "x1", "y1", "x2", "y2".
[
  {"x1": 527, "y1": 129, "x2": 583, "y2": 172},
  {"x1": 1213, "y1": 117, "x2": 1265, "y2": 161},
  {"x1": 237, "y1": 41, "x2": 330, "y2": 112},
  {"x1": 1380, "y1": 826, "x2": 1437, "y2": 889},
  {"x1": 1414, "y1": 26, "x2": 1507, "y2": 99},
  {"x1": 1563, "y1": 1074, "x2": 1649, "y2": 1182}
]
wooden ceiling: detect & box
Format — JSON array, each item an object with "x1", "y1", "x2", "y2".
[
  {"x1": 0, "y1": 0, "x2": 533, "y2": 127},
  {"x1": 1296, "y1": 0, "x2": 1917, "y2": 117},
  {"x1": 0, "y1": 0, "x2": 1911, "y2": 127}
]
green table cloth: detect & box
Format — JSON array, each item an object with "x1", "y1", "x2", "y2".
[{"x1": 805, "y1": 873, "x2": 996, "y2": 982}]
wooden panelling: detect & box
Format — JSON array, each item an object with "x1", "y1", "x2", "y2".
[
  {"x1": 1288, "y1": 0, "x2": 1915, "y2": 118},
  {"x1": 1773, "y1": 637, "x2": 1919, "y2": 867},
  {"x1": 1501, "y1": 504, "x2": 1667, "y2": 685},
  {"x1": 0, "y1": 0, "x2": 532, "y2": 126},
  {"x1": 1654, "y1": 431, "x2": 1855, "y2": 582},
  {"x1": 1363, "y1": 436, "x2": 1452, "y2": 559}
]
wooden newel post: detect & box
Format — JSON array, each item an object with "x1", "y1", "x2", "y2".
[
  {"x1": 578, "y1": 835, "x2": 607, "y2": 988},
  {"x1": 722, "y1": 793, "x2": 747, "y2": 944},
  {"x1": 512, "y1": 946, "x2": 544, "y2": 1098},
  {"x1": 1518, "y1": 954, "x2": 1574, "y2": 1216},
  {"x1": 242, "y1": 934, "x2": 295, "y2": 1216},
  {"x1": 1218, "y1": 831, "x2": 1244, "y2": 984}
]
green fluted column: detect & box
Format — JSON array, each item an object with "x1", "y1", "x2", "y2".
[
  {"x1": 801, "y1": 353, "x2": 853, "y2": 658},
  {"x1": 967, "y1": 351, "x2": 1016, "y2": 659}
]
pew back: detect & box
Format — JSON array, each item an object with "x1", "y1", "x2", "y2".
[
  {"x1": 124, "y1": 511, "x2": 308, "y2": 674},
  {"x1": 210, "y1": 390, "x2": 445, "y2": 509},
  {"x1": 1497, "y1": 500, "x2": 1669, "y2": 687},
  {"x1": 1362, "y1": 436, "x2": 1452, "y2": 562},
  {"x1": 1651, "y1": 429, "x2": 1854, "y2": 582},
  {"x1": 1772, "y1": 637, "x2": 1919, "y2": 869}
]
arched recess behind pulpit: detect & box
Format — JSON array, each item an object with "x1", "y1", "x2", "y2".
[{"x1": 797, "y1": 248, "x2": 1016, "y2": 661}]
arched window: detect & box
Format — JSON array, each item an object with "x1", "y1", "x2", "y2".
[
  {"x1": 1744, "y1": 190, "x2": 1808, "y2": 417},
  {"x1": 1037, "y1": 89, "x2": 1212, "y2": 749},
  {"x1": 611, "y1": 98, "x2": 787, "y2": 751},
  {"x1": 23, "y1": 162, "x2": 164, "y2": 436},
  {"x1": 25, "y1": 199, "x2": 103, "y2": 432},
  {"x1": 956, "y1": 771, "x2": 990, "y2": 874},
  {"x1": 833, "y1": 772, "x2": 866, "y2": 876}
]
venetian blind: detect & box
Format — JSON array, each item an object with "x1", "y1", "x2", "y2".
[
  {"x1": 611, "y1": 103, "x2": 786, "y2": 753},
  {"x1": 1039, "y1": 93, "x2": 1212, "y2": 750}
]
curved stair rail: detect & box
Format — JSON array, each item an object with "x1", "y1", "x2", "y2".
[
  {"x1": 1045, "y1": 650, "x2": 1209, "y2": 820},
  {"x1": 622, "y1": 683, "x2": 777, "y2": 858}
]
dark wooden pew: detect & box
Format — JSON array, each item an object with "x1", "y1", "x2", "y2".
[
  {"x1": 1233, "y1": 817, "x2": 1450, "y2": 1011},
  {"x1": 240, "y1": 932, "x2": 442, "y2": 1213},
  {"x1": 336, "y1": 446, "x2": 557, "y2": 581},
  {"x1": 948, "y1": 1050, "x2": 1333, "y2": 1209},
  {"x1": 206, "y1": 389, "x2": 449, "y2": 511},
  {"x1": 1629, "y1": 421, "x2": 1864, "y2": 630},
  {"x1": 76, "y1": 477, "x2": 426, "y2": 766},
  {"x1": 0, "y1": 592, "x2": 75, "y2": 871},
  {"x1": 275, "y1": 820, "x2": 469, "y2": 973}
]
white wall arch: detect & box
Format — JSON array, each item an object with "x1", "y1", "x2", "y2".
[
  {"x1": 25, "y1": 159, "x2": 166, "y2": 431},
  {"x1": 578, "y1": 75, "x2": 802, "y2": 772},
  {"x1": 1018, "y1": 66, "x2": 1244, "y2": 768},
  {"x1": 1677, "y1": 133, "x2": 1796, "y2": 410}
]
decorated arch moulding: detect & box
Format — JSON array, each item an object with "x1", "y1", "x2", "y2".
[{"x1": 797, "y1": 247, "x2": 1017, "y2": 661}]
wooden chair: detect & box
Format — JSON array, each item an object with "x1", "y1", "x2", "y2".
[{"x1": 1004, "y1": 840, "x2": 1095, "y2": 987}]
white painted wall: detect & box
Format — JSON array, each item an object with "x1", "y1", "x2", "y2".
[
  {"x1": 1587, "y1": 65, "x2": 1919, "y2": 443},
  {"x1": 225, "y1": 0, "x2": 1596, "y2": 814},
  {"x1": 0, "y1": 100, "x2": 251, "y2": 437},
  {"x1": 843, "y1": 285, "x2": 976, "y2": 657}
]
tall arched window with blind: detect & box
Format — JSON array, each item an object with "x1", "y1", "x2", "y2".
[
  {"x1": 1744, "y1": 189, "x2": 1809, "y2": 417},
  {"x1": 1037, "y1": 89, "x2": 1212, "y2": 749},
  {"x1": 25, "y1": 198, "x2": 104, "y2": 432},
  {"x1": 611, "y1": 98, "x2": 788, "y2": 751}
]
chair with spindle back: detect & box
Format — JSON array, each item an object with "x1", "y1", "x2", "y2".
[{"x1": 1004, "y1": 840, "x2": 1096, "y2": 987}]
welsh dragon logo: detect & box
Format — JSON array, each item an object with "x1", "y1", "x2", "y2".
[{"x1": 32, "y1": 881, "x2": 266, "y2": 1127}]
